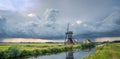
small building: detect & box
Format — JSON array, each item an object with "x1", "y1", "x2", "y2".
[{"x1": 83, "y1": 38, "x2": 91, "y2": 44}]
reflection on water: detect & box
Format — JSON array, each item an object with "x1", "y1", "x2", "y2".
[
  {"x1": 29, "y1": 48, "x2": 95, "y2": 59},
  {"x1": 66, "y1": 48, "x2": 92, "y2": 59},
  {"x1": 82, "y1": 48, "x2": 91, "y2": 52},
  {"x1": 66, "y1": 51, "x2": 74, "y2": 59}
]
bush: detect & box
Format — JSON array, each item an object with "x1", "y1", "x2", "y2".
[
  {"x1": 49, "y1": 47, "x2": 61, "y2": 53},
  {"x1": 8, "y1": 46, "x2": 21, "y2": 58},
  {"x1": 33, "y1": 49, "x2": 41, "y2": 56},
  {"x1": 40, "y1": 49, "x2": 50, "y2": 55},
  {"x1": 81, "y1": 43, "x2": 95, "y2": 49},
  {"x1": 20, "y1": 50, "x2": 33, "y2": 57},
  {"x1": 0, "y1": 51, "x2": 6, "y2": 59}
]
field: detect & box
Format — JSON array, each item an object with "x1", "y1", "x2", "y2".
[
  {"x1": 0, "y1": 43, "x2": 95, "y2": 59},
  {"x1": 85, "y1": 43, "x2": 120, "y2": 59}
]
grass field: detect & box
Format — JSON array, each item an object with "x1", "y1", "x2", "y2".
[
  {"x1": 0, "y1": 43, "x2": 95, "y2": 59},
  {"x1": 85, "y1": 43, "x2": 120, "y2": 59}
]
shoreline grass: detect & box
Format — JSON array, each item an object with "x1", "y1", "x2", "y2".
[
  {"x1": 85, "y1": 43, "x2": 120, "y2": 59},
  {"x1": 0, "y1": 43, "x2": 95, "y2": 59}
]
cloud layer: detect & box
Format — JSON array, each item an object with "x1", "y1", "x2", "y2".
[
  {"x1": 0, "y1": 9, "x2": 120, "y2": 39},
  {"x1": 0, "y1": 0, "x2": 120, "y2": 39}
]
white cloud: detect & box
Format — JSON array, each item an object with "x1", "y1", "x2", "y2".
[
  {"x1": 27, "y1": 13, "x2": 35, "y2": 17},
  {"x1": 76, "y1": 20, "x2": 82, "y2": 24}
]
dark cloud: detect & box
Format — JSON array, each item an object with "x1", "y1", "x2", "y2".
[
  {"x1": 0, "y1": 10, "x2": 120, "y2": 39},
  {"x1": 0, "y1": 0, "x2": 120, "y2": 39},
  {"x1": 0, "y1": 16, "x2": 6, "y2": 37},
  {"x1": 74, "y1": 11, "x2": 120, "y2": 38}
]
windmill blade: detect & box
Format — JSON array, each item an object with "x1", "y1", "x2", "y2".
[
  {"x1": 72, "y1": 39, "x2": 77, "y2": 44},
  {"x1": 64, "y1": 23, "x2": 69, "y2": 44},
  {"x1": 64, "y1": 34, "x2": 67, "y2": 44},
  {"x1": 67, "y1": 23, "x2": 69, "y2": 32}
]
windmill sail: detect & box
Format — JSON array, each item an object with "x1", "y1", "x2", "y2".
[{"x1": 65, "y1": 23, "x2": 69, "y2": 42}]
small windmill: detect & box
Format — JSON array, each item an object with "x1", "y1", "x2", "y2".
[{"x1": 64, "y1": 23, "x2": 74, "y2": 45}]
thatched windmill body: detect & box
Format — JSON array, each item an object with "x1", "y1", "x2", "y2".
[{"x1": 64, "y1": 23, "x2": 74, "y2": 45}]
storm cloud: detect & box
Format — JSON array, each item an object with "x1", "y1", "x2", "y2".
[{"x1": 0, "y1": 0, "x2": 120, "y2": 39}]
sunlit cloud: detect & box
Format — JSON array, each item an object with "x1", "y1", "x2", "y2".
[
  {"x1": 76, "y1": 20, "x2": 82, "y2": 24},
  {"x1": 2, "y1": 38, "x2": 64, "y2": 42},
  {"x1": 95, "y1": 37, "x2": 120, "y2": 42},
  {"x1": 27, "y1": 13, "x2": 35, "y2": 17}
]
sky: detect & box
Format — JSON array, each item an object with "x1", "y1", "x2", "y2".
[{"x1": 0, "y1": 0, "x2": 120, "y2": 40}]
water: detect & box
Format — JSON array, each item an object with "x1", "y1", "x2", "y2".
[{"x1": 29, "y1": 48, "x2": 95, "y2": 59}]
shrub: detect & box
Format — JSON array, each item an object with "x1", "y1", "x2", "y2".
[
  {"x1": 0, "y1": 51, "x2": 8, "y2": 59},
  {"x1": 40, "y1": 49, "x2": 50, "y2": 55},
  {"x1": 33, "y1": 49, "x2": 41, "y2": 56},
  {"x1": 7, "y1": 46, "x2": 21, "y2": 58},
  {"x1": 20, "y1": 50, "x2": 33, "y2": 57},
  {"x1": 49, "y1": 47, "x2": 61, "y2": 53},
  {"x1": 81, "y1": 43, "x2": 95, "y2": 49}
]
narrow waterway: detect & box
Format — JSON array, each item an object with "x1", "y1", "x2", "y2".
[{"x1": 29, "y1": 48, "x2": 95, "y2": 59}]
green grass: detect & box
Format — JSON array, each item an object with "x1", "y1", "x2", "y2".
[
  {"x1": 0, "y1": 43, "x2": 95, "y2": 59},
  {"x1": 85, "y1": 43, "x2": 120, "y2": 59}
]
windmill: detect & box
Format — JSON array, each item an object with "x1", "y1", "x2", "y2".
[{"x1": 64, "y1": 23, "x2": 74, "y2": 45}]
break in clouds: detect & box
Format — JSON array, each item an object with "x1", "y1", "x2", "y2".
[{"x1": 0, "y1": 9, "x2": 120, "y2": 39}]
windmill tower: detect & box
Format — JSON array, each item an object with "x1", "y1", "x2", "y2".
[{"x1": 65, "y1": 23, "x2": 74, "y2": 45}]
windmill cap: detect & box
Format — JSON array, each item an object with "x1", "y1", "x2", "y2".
[{"x1": 66, "y1": 31, "x2": 73, "y2": 34}]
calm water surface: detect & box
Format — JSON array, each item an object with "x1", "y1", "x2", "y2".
[{"x1": 29, "y1": 48, "x2": 95, "y2": 59}]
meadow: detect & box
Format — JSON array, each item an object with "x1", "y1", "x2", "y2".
[
  {"x1": 85, "y1": 43, "x2": 120, "y2": 59},
  {"x1": 0, "y1": 43, "x2": 95, "y2": 59}
]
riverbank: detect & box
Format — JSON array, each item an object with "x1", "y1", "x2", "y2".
[
  {"x1": 85, "y1": 43, "x2": 120, "y2": 59},
  {"x1": 0, "y1": 43, "x2": 95, "y2": 59}
]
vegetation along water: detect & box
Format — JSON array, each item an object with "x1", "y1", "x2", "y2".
[
  {"x1": 84, "y1": 43, "x2": 120, "y2": 59},
  {"x1": 0, "y1": 43, "x2": 95, "y2": 59}
]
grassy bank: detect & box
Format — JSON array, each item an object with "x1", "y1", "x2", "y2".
[
  {"x1": 85, "y1": 43, "x2": 120, "y2": 59},
  {"x1": 0, "y1": 43, "x2": 95, "y2": 59}
]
